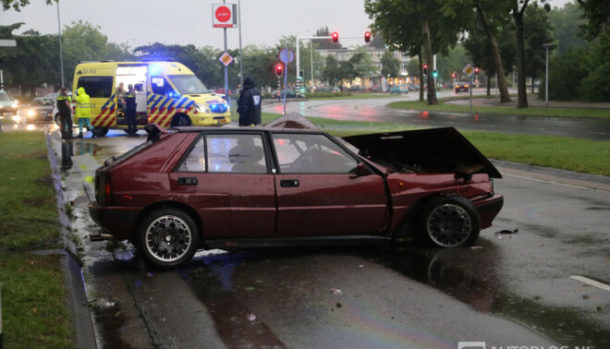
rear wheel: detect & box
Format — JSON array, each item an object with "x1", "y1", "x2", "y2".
[
  {"x1": 170, "y1": 114, "x2": 192, "y2": 127},
  {"x1": 136, "y1": 208, "x2": 200, "y2": 268},
  {"x1": 418, "y1": 196, "x2": 480, "y2": 248},
  {"x1": 91, "y1": 127, "x2": 108, "y2": 137}
]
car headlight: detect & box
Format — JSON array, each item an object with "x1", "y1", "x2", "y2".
[
  {"x1": 12, "y1": 115, "x2": 21, "y2": 123},
  {"x1": 27, "y1": 109, "x2": 36, "y2": 117},
  {"x1": 11, "y1": 102, "x2": 18, "y2": 109},
  {"x1": 196, "y1": 103, "x2": 210, "y2": 113}
]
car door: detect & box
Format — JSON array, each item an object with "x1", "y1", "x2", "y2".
[
  {"x1": 170, "y1": 132, "x2": 276, "y2": 239},
  {"x1": 271, "y1": 132, "x2": 388, "y2": 237}
]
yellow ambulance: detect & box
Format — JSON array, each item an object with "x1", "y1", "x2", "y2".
[{"x1": 72, "y1": 61, "x2": 230, "y2": 136}]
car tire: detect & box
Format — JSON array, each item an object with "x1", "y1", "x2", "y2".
[
  {"x1": 91, "y1": 127, "x2": 109, "y2": 137},
  {"x1": 170, "y1": 114, "x2": 192, "y2": 127},
  {"x1": 136, "y1": 208, "x2": 200, "y2": 268},
  {"x1": 418, "y1": 195, "x2": 480, "y2": 248}
]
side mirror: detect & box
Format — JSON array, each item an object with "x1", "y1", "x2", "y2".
[{"x1": 350, "y1": 162, "x2": 371, "y2": 178}]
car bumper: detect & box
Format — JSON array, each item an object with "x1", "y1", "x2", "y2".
[
  {"x1": 89, "y1": 201, "x2": 141, "y2": 240},
  {"x1": 474, "y1": 193, "x2": 504, "y2": 229}
]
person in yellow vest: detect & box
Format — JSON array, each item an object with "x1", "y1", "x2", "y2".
[{"x1": 74, "y1": 86, "x2": 93, "y2": 138}]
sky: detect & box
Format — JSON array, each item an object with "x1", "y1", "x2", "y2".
[{"x1": 2, "y1": 0, "x2": 575, "y2": 50}]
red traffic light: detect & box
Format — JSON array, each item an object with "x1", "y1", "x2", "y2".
[
  {"x1": 423, "y1": 64, "x2": 428, "y2": 74},
  {"x1": 475, "y1": 67, "x2": 480, "y2": 74},
  {"x1": 364, "y1": 31, "x2": 371, "y2": 43},
  {"x1": 331, "y1": 32, "x2": 339, "y2": 43},
  {"x1": 275, "y1": 63, "x2": 284, "y2": 76},
  {"x1": 452, "y1": 72, "x2": 456, "y2": 79}
]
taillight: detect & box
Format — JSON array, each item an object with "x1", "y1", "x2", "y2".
[{"x1": 105, "y1": 175, "x2": 112, "y2": 205}]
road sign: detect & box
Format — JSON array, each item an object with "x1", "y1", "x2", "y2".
[
  {"x1": 279, "y1": 48, "x2": 294, "y2": 64},
  {"x1": 0, "y1": 39, "x2": 16, "y2": 47},
  {"x1": 218, "y1": 51, "x2": 233, "y2": 66},
  {"x1": 212, "y1": 3, "x2": 237, "y2": 28},
  {"x1": 462, "y1": 64, "x2": 475, "y2": 77}
]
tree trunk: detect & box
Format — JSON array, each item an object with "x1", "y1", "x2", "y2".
[
  {"x1": 513, "y1": 1, "x2": 529, "y2": 108},
  {"x1": 487, "y1": 74, "x2": 491, "y2": 96},
  {"x1": 418, "y1": 50, "x2": 424, "y2": 102},
  {"x1": 474, "y1": 1, "x2": 511, "y2": 103},
  {"x1": 421, "y1": 17, "x2": 437, "y2": 105},
  {"x1": 531, "y1": 76, "x2": 535, "y2": 94}
]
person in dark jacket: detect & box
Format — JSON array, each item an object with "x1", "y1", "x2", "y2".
[
  {"x1": 56, "y1": 86, "x2": 72, "y2": 139},
  {"x1": 125, "y1": 84, "x2": 137, "y2": 135},
  {"x1": 237, "y1": 77, "x2": 262, "y2": 126}
]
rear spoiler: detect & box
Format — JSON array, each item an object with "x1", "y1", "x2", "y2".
[
  {"x1": 145, "y1": 123, "x2": 168, "y2": 142},
  {"x1": 343, "y1": 127, "x2": 502, "y2": 178}
]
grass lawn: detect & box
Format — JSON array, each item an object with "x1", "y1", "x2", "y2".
[
  {"x1": 0, "y1": 131, "x2": 72, "y2": 348},
  {"x1": 262, "y1": 112, "x2": 610, "y2": 176},
  {"x1": 388, "y1": 100, "x2": 610, "y2": 119}
]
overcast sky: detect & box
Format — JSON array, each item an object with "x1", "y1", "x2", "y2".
[{"x1": 2, "y1": 0, "x2": 575, "y2": 50}]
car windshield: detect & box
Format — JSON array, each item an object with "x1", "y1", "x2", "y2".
[
  {"x1": 169, "y1": 75, "x2": 209, "y2": 94},
  {"x1": 0, "y1": 93, "x2": 10, "y2": 102}
]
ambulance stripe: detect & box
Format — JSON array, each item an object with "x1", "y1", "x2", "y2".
[
  {"x1": 152, "y1": 98, "x2": 173, "y2": 123},
  {"x1": 184, "y1": 101, "x2": 195, "y2": 110},
  {"x1": 101, "y1": 94, "x2": 115, "y2": 110},
  {"x1": 100, "y1": 106, "x2": 115, "y2": 126},
  {"x1": 150, "y1": 96, "x2": 164, "y2": 110},
  {"x1": 175, "y1": 96, "x2": 188, "y2": 109}
]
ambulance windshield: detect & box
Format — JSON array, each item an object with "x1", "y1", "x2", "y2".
[{"x1": 169, "y1": 75, "x2": 209, "y2": 95}]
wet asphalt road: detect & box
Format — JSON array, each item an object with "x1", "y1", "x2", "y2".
[
  {"x1": 263, "y1": 94, "x2": 610, "y2": 140},
  {"x1": 50, "y1": 128, "x2": 610, "y2": 349}
]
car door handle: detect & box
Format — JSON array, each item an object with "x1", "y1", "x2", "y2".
[
  {"x1": 178, "y1": 177, "x2": 198, "y2": 186},
  {"x1": 280, "y1": 179, "x2": 299, "y2": 188}
]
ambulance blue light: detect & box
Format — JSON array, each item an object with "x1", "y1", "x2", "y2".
[
  {"x1": 209, "y1": 103, "x2": 228, "y2": 113},
  {"x1": 150, "y1": 64, "x2": 161, "y2": 75}
]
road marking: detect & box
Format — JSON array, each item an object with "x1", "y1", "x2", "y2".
[{"x1": 570, "y1": 275, "x2": 610, "y2": 292}]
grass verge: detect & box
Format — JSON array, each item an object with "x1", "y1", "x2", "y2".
[
  {"x1": 0, "y1": 131, "x2": 72, "y2": 348},
  {"x1": 388, "y1": 100, "x2": 610, "y2": 119},
  {"x1": 262, "y1": 112, "x2": 610, "y2": 176}
]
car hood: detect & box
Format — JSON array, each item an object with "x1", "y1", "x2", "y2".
[{"x1": 343, "y1": 127, "x2": 502, "y2": 178}]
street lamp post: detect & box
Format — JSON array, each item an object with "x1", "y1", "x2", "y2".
[
  {"x1": 57, "y1": 1, "x2": 65, "y2": 87},
  {"x1": 543, "y1": 43, "x2": 552, "y2": 106}
]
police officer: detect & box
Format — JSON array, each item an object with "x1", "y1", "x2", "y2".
[
  {"x1": 125, "y1": 84, "x2": 137, "y2": 135},
  {"x1": 237, "y1": 77, "x2": 262, "y2": 127},
  {"x1": 74, "y1": 87, "x2": 93, "y2": 138},
  {"x1": 56, "y1": 86, "x2": 72, "y2": 139}
]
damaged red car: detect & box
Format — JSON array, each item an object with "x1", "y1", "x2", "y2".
[{"x1": 90, "y1": 123, "x2": 503, "y2": 267}]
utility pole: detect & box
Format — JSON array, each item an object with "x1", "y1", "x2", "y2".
[
  {"x1": 238, "y1": 0, "x2": 243, "y2": 86},
  {"x1": 310, "y1": 40, "x2": 314, "y2": 88},
  {"x1": 57, "y1": 1, "x2": 65, "y2": 87},
  {"x1": 543, "y1": 43, "x2": 552, "y2": 106}
]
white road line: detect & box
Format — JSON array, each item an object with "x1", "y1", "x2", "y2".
[{"x1": 570, "y1": 275, "x2": 610, "y2": 292}]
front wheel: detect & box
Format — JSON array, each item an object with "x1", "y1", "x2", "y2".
[
  {"x1": 136, "y1": 208, "x2": 200, "y2": 268},
  {"x1": 91, "y1": 127, "x2": 108, "y2": 137},
  {"x1": 170, "y1": 114, "x2": 192, "y2": 127},
  {"x1": 418, "y1": 196, "x2": 480, "y2": 248}
]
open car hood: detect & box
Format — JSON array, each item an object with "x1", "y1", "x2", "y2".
[{"x1": 343, "y1": 127, "x2": 502, "y2": 178}]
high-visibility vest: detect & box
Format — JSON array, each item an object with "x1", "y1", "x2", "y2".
[{"x1": 74, "y1": 88, "x2": 91, "y2": 119}]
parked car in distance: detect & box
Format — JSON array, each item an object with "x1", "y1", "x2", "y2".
[
  {"x1": 0, "y1": 90, "x2": 19, "y2": 119},
  {"x1": 89, "y1": 122, "x2": 503, "y2": 268},
  {"x1": 389, "y1": 84, "x2": 409, "y2": 94},
  {"x1": 455, "y1": 82, "x2": 470, "y2": 93},
  {"x1": 407, "y1": 83, "x2": 420, "y2": 91},
  {"x1": 18, "y1": 97, "x2": 54, "y2": 122}
]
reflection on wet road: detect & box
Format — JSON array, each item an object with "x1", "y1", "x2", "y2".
[
  {"x1": 263, "y1": 96, "x2": 610, "y2": 140},
  {"x1": 47, "y1": 125, "x2": 610, "y2": 348}
]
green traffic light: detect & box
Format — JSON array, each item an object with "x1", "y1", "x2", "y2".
[{"x1": 432, "y1": 70, "x2": 438, "y2": 78}]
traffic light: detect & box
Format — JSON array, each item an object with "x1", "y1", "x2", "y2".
[
  {"x1": 475, "y1": 67, "x2": 480, "y2": 74},
  {"x1": 299, "y1": 70, "x2": 304, "y2": 79},
  {"x1": 452, "y1": 72, "x2": 457, "y2": 79},
  {"x1": 275, "y1": 63, "x2": 283, "y2": 77},
  {"x1": 331, "y1": 32, "x2": 339, "y2": 43},
  {"x1": 432, "y1": 70, "x2": 438, "y2": 78},
  {"x1": 364, "y1": 31, "x2": 371, "y2": 43},
  {"x1": 423, "y1": 64, "x2": 428, "y2": 75}
]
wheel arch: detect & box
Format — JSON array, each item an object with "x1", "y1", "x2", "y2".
[{"x1": 170, "y1": 112, "x2": 192, "y2": 127}]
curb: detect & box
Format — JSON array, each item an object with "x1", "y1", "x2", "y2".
[
  {"x1": 492, "y1": 159, "x2": 610, "y2": 192},
  {"x1": 46, "y1": 132, "x2": 98, "y2": 349}
]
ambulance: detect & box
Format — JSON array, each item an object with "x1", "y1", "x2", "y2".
[{"x1": 71, "y1": 61, "x2": 230, "y2": 137}]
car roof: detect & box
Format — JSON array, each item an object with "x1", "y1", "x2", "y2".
[{"x1": 170, "y1": 126, "x2": 325, "y2": 134}]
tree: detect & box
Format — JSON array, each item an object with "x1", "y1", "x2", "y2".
[
  {"x1": 2, "y1": 0, "x2": 53, "y2": 11},
  {"x1": 548, "y1": 2, "x2": 587, "y2": 55},
  {"x1": 524, "y1": 3, "x2": 554, "y2": 93},
  {"x1": 321, "y1": 55, "x2": 341, "y2": 86},
  {"x1": 349, "y1": 46, "x2": 377, "y2": 79},
  {"x1": 576, "y1": 0, "x2": 610, "y2": 39},
  {"x1": 380, "y1": 49, "x2": 400, "y2": 77},
  {"x1": 366, "y1": 0, "x2": 469, "y2": 105}
]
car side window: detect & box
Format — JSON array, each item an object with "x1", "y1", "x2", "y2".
[
  {"x1": 151, "y1": 77, "x2": 175, "y2": 96},
  {"x1": 207, "y1": 134, "x2": 267, "y2": 174},
  {"x1": 272, "y1": 134, "x2": 358, "y2": 174},
  {"x1": 177, "y1": 137, "x2": 206, "y2": 172}
]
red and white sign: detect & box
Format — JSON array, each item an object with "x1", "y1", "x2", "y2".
[{"x1": 212, "y1": 4, "x2": 237, "y2": 28}]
